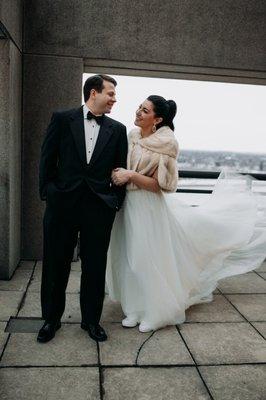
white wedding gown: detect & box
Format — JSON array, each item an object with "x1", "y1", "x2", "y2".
[{"x1": 106, "y1": 171, "x2": 266, "y2": 330}]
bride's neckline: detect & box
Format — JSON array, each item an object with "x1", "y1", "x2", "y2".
[
  {"x1": 139, "y1": 132, "x2": 154, "y2": 139},
  {"x1": 138, "y1": 126, "x2": 173, "y2": 139}
]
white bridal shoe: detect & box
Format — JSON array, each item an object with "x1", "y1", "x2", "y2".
[
  {"x1": 139, "y1": 322, "x2": 153, "y2": 333},
  {"x1": 122, "y1": 316, "x2": 138, "y2": 328}
]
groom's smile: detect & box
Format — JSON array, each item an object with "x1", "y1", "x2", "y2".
[{"x1": 92, "y1": 81, "x2": 117, "y2": 114}]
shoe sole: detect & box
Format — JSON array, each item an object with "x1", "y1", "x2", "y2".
[
  {"x1": 122, "y1": 323, "x2": 138, "y2": 328},
  {"x1": 80, "y1": 324, "x2": 88, "y2": 331},
  {"x1": 81, "y1": 324, "x2": 107, "y2": 342},
  {"x1": 89, "y1": 334, "x2": 107, "y2": 342},
  {"x1": 37, "y1": 323, "x2": 62, "y2": 343}
]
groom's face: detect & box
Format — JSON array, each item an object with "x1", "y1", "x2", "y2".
[{"x1": 94, "y1": 80, "x2": 117, "y2": 114}]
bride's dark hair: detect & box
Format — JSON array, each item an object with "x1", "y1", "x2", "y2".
[{"x1": 147, "y1": 95, "x2": 177, "y2": 131}]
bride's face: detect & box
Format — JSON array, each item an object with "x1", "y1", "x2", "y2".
[{"x1": 134, "y1": 100, "x2": 161, "y2": 131}]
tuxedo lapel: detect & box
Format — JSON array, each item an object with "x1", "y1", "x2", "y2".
[
  {"x1": 88, "y1": 116, "x2": 114, "y2": 168},
  {"x1": 70, "y1": 108, "x2": 114, "y2": 169},
  {"x1": 70, "y1": 107, "x2": 87, "y2": 166}
]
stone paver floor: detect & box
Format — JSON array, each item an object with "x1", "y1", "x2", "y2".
[{"x1": 0, "y1": 260, "x2": 265, "y2": 399}]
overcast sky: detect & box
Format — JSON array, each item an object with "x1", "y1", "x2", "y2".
[{"x1": 83, "y1": 73, "x2": 266, "y2": 154}]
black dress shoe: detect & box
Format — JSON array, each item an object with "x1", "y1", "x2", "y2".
[
  {"x1": 81, "y1": 323, "x2": 107, "y2": 342},
  {"x1": 37, "y1": 321, "x2": 61, "y2": 343}
]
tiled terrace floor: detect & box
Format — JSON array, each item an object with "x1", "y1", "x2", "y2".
[{"x1": 0, "y1": 260, "x2": 265, "y2": 399}]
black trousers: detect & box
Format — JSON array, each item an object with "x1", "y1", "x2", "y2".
[{"x1": 41, "y1": 183, "x2": 116, "y2": 325}]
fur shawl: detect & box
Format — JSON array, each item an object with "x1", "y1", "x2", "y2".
[{"x1": 127, "y1": 126, "x2": 179, "y2": 192}]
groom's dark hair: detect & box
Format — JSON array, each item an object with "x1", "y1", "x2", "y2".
[{"x1": 83, "y1": 74, "x2": 117, "y2": 102}]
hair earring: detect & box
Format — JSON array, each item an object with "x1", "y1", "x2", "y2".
[{"x1": 152, "y1": 124, "x2": 157, "y2": 133}]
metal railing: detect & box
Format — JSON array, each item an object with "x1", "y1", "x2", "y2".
[{"x1": 177, "y1": 170, "x2": 266, "y2": 194}]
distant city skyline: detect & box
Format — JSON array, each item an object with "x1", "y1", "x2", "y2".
[
  {"x1": 178, "y1": 149, "x2": 266, "y2": 173},
  {"x1": 82, "y1": 73, "x2": 266, "y2": 154}
]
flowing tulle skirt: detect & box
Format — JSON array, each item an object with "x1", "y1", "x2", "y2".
[{"x1": 106, "y1": 172, "x2": 266, "y2": 330}]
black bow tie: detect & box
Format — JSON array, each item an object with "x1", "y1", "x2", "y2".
[{"x1": 87, "y1": 111, "x2": 104, "y2": 126}]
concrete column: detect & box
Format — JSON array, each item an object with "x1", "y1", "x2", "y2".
[
  {"x1": 22, "y1": 54, "x2": 83, "y2": 259},
  {"x1": 0, "y1": 0, "x2": 23, "y2": 50},
  {"x1": 0, "y1": 40, "x2": 22, "y2": 279}
]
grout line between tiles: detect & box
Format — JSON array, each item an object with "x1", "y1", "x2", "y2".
[
  {"x1": 219, "y1": 292, "x2": 266, "y2": 340},
  {"x1": 97, "y1": 341, "x2": 104, "y2": 400},
  {"x1": 254, "y1": 270, "x2": 266, "y2": 281},
  {"x1": 175, "y1": 325, "x2": 214, "y2": 400},
  {"x1": 0, "y1": 262, "x2": 38, "y2": 362},
  {"x1": 0, "y1": 333, "x2": 11, "y2": 364},
  {"x1": 1, "y1": 361, "x2": 265, "y2": 369},
  {"x1": 16, "y1": 261, "x2": 38, "y2": 317}
]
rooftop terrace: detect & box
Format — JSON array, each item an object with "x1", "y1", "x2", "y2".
[{"x1": 0, "y1": 259, "x2": 265, "y2": 400}]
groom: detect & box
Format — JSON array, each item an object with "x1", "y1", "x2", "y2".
[{"x1": 38, "y1": 74, "x2": 128, "y2": 343}]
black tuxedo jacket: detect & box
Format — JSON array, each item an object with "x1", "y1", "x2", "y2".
[{"x1": 39, "y1": 106, "x2": 128, "y2": 210}]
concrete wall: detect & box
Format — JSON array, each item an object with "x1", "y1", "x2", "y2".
[
  {"x1": 1, "y1": 1, "x2": 264, "y2": 261},
  {"x1": 21, "y1": 55, "x2": 83, "y2": 258},
  {"x1": 0, "y1": 40, "x2": 22, "y2": 278},
  {"x1": 0, "y1": 1, "x2": 22, "y2": 278},
  {"x1": 0, "y1": 0, "x2": 23, "y2": 50},
  {"x1": 24, "y1": 0, "x2": 266, "y2": 73},
  {"x1": 22, "y1": 0, "x2": 266, "y2": 258}
]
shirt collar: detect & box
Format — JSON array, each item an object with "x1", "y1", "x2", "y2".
[
  {"x1": 83, "y1": 103, "x2": 90, "y2": 119},
  {"x1": 83, "y1": 104, "x2": 103, "y2": 119}
]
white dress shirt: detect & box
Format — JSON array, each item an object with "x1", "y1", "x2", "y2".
[{"x1": 83, "y1": 104, "x2": 101, "y2": 164}]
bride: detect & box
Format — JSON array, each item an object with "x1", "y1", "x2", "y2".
[{"x1": 107, "y1": 95, "x2": 266, "y2": 333}]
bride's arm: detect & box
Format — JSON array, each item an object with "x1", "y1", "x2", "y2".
[
  {"x1": 112, "y1": 168, "x2": 160, "y2": 193},
  {"x1": 130, "y1": 169, "x2": 160, "y2": 193}
]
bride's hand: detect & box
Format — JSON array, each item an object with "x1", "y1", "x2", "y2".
[{"x1": 112, "y1": 168, "x2": 133, "y2": 186}]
